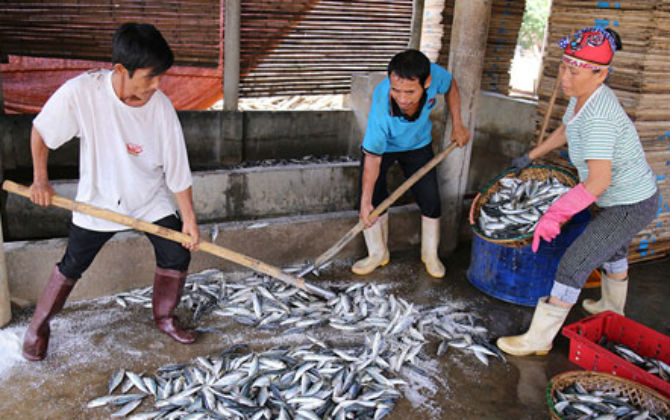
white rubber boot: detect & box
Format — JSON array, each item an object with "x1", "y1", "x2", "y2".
[
  {"x1": 421, "y1": 216, "x2": 445, "y2": 278},
  {"x1": 496, "y1": 297, "x2": 570, "y2": 356},
  {"x1": 582, "y1": 273, "x2": 628, "y2": 315},
  {"x1": 380, "y1": 212, "x2": 388, "y2": 246},
  {"x1": 352, "y1": 214, "x2": 389, "y2": 275}
]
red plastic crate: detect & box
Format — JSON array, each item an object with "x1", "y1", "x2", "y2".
[{"x1": 562, "y1": 311, "x2": 670, "y2": 397}]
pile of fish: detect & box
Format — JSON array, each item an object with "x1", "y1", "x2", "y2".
[
  {"x1": 551, "y1": 381, "x2": 670, "y2": 420},
  {"x1": 477, "y1": 175, "x2": 572, "y2": 239},
  {"x1": 101, "y1": 269, "x2": 506, "y2": 419},
  {"x1": 114, "y1": 269, "x2": 505, "y2": 368},
  {"x1": 89, "y1": 342, "x2": 404, "y2": 420},
  {"x1": 229, "y1": 155, "x2": 356, "y2": 169},
  {"x1": 598, "y1": 337, "x2": 670, "y2": 383}
]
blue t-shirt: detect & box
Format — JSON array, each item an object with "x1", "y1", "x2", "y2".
[{"x1": 362, "y1": 63, "x2": 452, "y2": 155}]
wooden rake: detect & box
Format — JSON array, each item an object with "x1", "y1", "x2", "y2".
[{"x1": 2, "y1": 180, "x2": 335, "y2": 300}]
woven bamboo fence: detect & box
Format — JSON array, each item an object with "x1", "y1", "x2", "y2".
[
  {"x1": 0, "y1": 0, "x2": 527, "y2": 99},
  {"x1": 238, "y1": 0, "x2": 412, "y2": 97},
  {"x1": 0, "y1": 0, "x2": 220, "y2": 67},
  {"x1": 535, "y1": 0, "x2": 670, "y2": 263}
]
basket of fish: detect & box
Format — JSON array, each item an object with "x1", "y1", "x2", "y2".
[
  {"x1": 469, "y1": 164, "x2": 577, "y2": 248},
  {"x1": 547, "y1": 370, "x2": 670, "y2": 420},
  {"x1": 562, "y1": 311, "x2": 670, "y2": 398}
]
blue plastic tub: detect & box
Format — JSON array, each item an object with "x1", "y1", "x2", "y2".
[{"x1": 467, "y1": 209, "x2": 592, "y2": 307}]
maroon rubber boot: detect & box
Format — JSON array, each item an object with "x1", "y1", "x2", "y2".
[
  {"x1": 152, "y1": 267, "x2": 197, "y2": 344},
  {"x1": 23, "y1": 266, "x2": 76, "y2": 361}
]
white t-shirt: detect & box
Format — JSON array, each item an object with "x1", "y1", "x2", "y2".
[{"x1": 33, "y1": 69, "x2": 192, "y2": 231}]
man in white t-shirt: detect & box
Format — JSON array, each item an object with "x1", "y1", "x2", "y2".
[{"x1": 23, "y1": 23, "x2": 201, "y2": 361}]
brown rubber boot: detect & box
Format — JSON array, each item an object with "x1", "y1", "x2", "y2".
[
  {"x1": 23, "y1": 266, "x2": 76, "y2": 361},
  {"x1": 153, "y1": 267, "x2": 197, "y2": 344}
]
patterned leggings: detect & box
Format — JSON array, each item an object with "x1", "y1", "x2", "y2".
[{"x1": 550, "y1": 190, "x2": 659, "y2": 304}]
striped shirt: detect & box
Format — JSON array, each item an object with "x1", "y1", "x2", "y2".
[{"x1": 562, "y1": 84, "x2": 657, "y2": 207}]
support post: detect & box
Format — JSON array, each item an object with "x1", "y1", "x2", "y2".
[
  {"x1": 0, "y1": 65, "x2": 5, "y2": 114},
  {"x1": 223, "y1": 0, "x2": 241, "y2": 111},
  {"x1": 408, "y1": 0, "x2": 425, "y2": 49},
  {"x1": 0, "y1": 74, "x2": 9, "y2": 323},
  {"x1": 438, "y1": 0, "x2": 492, "y2": 255},
  {"x1": 0, "y1": 211, "x2": 11, "y2": 327}
]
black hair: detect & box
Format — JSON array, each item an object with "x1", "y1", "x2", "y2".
[
  {"x1": 387, "y1": 49, "x2": 431, "y2": 86},
  {"x1": 605, "y1": 28, "x2": 623, "y2": 51},
  {"x1": 593, "y1": 28, "x2": 623, "y2": 79},
  {"x1": 112, "y1": 22, "x2": 174, "y2": 78}
]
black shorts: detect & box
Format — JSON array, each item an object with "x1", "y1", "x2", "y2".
[
  {"x1": 360, "y1": 144, "x2": 441, "y2": 218},
  {"x1": 57, "y1": 214, "x2": 191, "y2": 279}
]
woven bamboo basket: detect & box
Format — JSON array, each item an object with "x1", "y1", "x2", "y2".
[
  {"x1": 547, "y1": 371, "x2": 670, "y2": 420},
  {"x1": 469, "y1": 165, "x2": 579, "y2": 248}
]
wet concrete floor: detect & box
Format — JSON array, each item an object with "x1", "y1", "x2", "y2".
[{"x1": 0, "y1": 243, "x2": 668, "y2": 420}]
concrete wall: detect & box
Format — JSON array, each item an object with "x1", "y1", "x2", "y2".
[
  {"x1": 0, "y1": 94, "x2": 534, "y2": 185},
  {"x1": 0, "y1": 114, "x2": 80, "y2": 175},
  {"x1": 0, "y1": 92, "x2": 536, "y2": 239},
  {"x1": 3, "y1": 162, "x2": 411, "y2": 240},
  {"x1": 467, "y1": 92, "x2": 537, "y2": 192},
  {"x1": 243, "y1": 111, "x2": 351, "y2": 160},
  {"x1": 0, "y1": 110, "x2": 353, "y2": 174}
]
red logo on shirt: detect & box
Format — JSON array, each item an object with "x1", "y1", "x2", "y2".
[
  {"x1": 427, "y1": 98, "x2": 436, "y2": 109},
  {"x1": 126, "y1": 143, "x2": 143, "y2": 156}
]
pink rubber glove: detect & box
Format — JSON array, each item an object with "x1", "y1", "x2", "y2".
[{"x1": 532, "y1": 183, "x2": 597, "y2": 252}]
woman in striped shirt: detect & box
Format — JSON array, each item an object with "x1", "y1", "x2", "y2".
[{"x1": 497, "y1": 27, "x2": 659, "y2": 356}]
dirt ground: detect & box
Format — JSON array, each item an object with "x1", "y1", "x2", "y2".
[{"x1": 0, "y1": 245, "x2": 668, "y2": 420}]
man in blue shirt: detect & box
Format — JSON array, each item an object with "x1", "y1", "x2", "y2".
[{"x1": 354, "y1": 49, "x2": 470, "y2": 278}]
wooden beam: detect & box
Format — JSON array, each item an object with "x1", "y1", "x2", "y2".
[
  {"x1": 438, "y1": 0, "x2": 491, "y2": 255},
  {"x1": 224, "y1": 0, "x2": 241, "y2": 110},
  {"x1": 0, "y1": 210, "x2": 11, "y2": 327},
  {"x1": 0, "y1": 79, "x2": 10, "y2": 323},
  {"x1": 408, "y1": 0, "x2": 424, "y2": 49},
  {"x1": 0, "y1": 66, "x2": 4, "y2": 114}
]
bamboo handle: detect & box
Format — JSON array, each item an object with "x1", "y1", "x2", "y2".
[
  {"x1": 537, "y1": 64, "x2": 562, "y2": 146},
  {"x1": 312, "y1": 141, "x2": 458, "y2": 269},
  {"x1": 0, "y1": 210, "x2": 11, "y2": 327},
  {"x1": 2, "y1": 180, "x2": 334, "y2": 299}
]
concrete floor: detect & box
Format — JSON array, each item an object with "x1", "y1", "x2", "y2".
[{"x1": 0, "y1": 244, "x2": 668, "y2": 420}]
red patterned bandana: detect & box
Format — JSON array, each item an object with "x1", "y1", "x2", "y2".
[{"x1": 559, "y1": 27, "x2": 617, "y2": 69}]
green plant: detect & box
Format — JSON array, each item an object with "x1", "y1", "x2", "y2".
[{"x1": 518, "y1": 0, "x2": 551, "y2": 50}]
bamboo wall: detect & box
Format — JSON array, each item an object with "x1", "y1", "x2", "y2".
[
  {"x1": 0, "y1": 1, "x2": 220, "y2": 67},
  {"x1": 0, "y1": 0, "x2": 525, "y2": 100},
  {"x1": 238, "y1": 0, "x2": 412, "y2": 97},
  {"x1": 536, "y1": 0, "x2": 670, "y2": 262}
]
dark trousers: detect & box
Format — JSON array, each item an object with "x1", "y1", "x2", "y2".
[
  {"x1": 360, "y1": 144, "x2": 441, "y2": 218},
  {"x1": 57, "y1": 214, "x2": 191, "y2": 279},
  {"x1": 551, "y1": 191, "x2": 659, "y2": 303}
]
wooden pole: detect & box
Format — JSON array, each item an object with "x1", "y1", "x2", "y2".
[
  {"x1": 437, "y1": 0, "x2": 492, "y2": 255},
  {"x1": 0, "y1": 109, "x2": 9, "y2": 325},
  {"x1": 537, "y1": 64, "x2": 562, "y2": 146},
  {"x1": 223, "y1": 0, "x2": 241, "y2": 111},
  {"x1": 0, "y1": 210, "x2": 11, "y2": 327},
  {"x1": 306, "y1": 142, "x2": 458, "y2": 273},
  {"x1": 0, "y1": 66, "x2": 4, "y2": 114},
  {"x1": 408, "y1": 0, "x2": 425, "y2": 50},
  {"x1": 2, "y1": 181, "x2": 336, "y2": 300}
]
